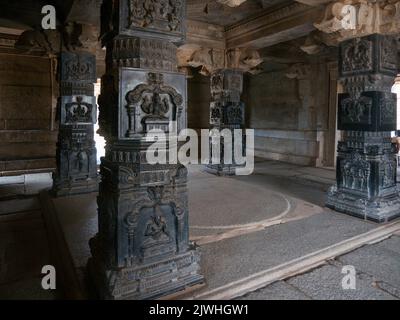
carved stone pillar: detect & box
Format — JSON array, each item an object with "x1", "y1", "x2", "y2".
[
  {"x1": 206, "y1": 69, "x2": 246, "y2": 175},
  {"x1": 88, "y1": 0, "x2": 204, "y2": 300},
  {"x1": 326, "y1": 34, "x2": 400, "y2": 222},
  {"x1": 177, "y1": 45, "x2": 262, "y2": 175},
  {"x1": 52, "y1": 51, "x2": 98, "y2": 196}
]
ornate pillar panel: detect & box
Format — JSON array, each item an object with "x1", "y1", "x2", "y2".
[
  {"x1": 206, "y1": 69, "x2": 246, "y2": 176},
  {"x1": 52, "y1": 45, "x2": 99, "y2": 197},
  {"x1": 326, "y1": 33, "x2": 400, "y2": 222},
  {"x1": 89, "y1": 0, "x2": 204, "y2": 300}
]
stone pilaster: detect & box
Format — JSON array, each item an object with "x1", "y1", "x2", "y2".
[
  {"x1": 326, "y1": 34, "x2": 400, "y2": 222},
  {"x1": 88, "y1": 0, "x2": 204, "y2": 300},
  {"x1": 206, "y1": 69, "x2": 246, "y2": 175},
  {"x1": 52, "y1": 50, "x2": 98, "y2": 196}
]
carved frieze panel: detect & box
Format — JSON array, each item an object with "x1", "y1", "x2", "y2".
[
  {"x1": 379, "y1": 36, "x2": 398, "y2": 74},
  {"x1": 339, "y1": 35, "x2": 399, "y2": 78},
  {"x1": 339, "y1": 152, "x2": 371, "y2": 193},
  {"x1": 101, "y1": 0, "x2": 185, "y2": 44},
  {"x1": 210, "y1": 102, "x2": 222, "y2": 125},
  {"x1": 119, "y1": 69, "x2": 186, "y2": 139},
  {"x1": 380, "y1": 92, "x2": 397, "y2": 126},
  {"x1": 380, "y1": 158, "x2": 397, "y2": 189},
  {"x1": 61, "y1": 52, "x2": 97, "y2": 83},
  {"x1": 338, "y1": 91, "x2": 397, "y2": 131},
  {"x1": 339, "y1": 95, "x2": 372, "y2": 126},
  {"x1": 107, "y1": 181, "x2": 188, "y2": 267},
  {"x1": 177, "y1": 45, "x2": 262, "y2": 76},
  {"x1": 341, "y1": 38, "x2": 373, "y2": 76},
  {"x1": 225, "y1": 102, "x2": 245, "y2": 126},
  {"x1": 315, "y1": 0, "x2": 400, "y2": 41},
  {"x1": 210, "y1": 69, "x2": 243, "y2": 102},
  {"x1": 55, "y1": 126, "x2": 97, "y2": 181},
  {"x1": 109, "y1": 37, "x2": 177, "y2": 71},
  {"x1": 61, "y1": 96, "x2": 97, "y2": 125}
]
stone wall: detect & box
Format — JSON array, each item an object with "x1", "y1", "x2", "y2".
[
  {"x1": 0, "y1": 53, "x2": 57, "y2": 175},
  {"x1": 245, "y1": 62, "x2": 334, "y2": 167}
]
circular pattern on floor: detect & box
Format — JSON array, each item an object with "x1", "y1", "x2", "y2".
[{"x1": 188, "y1": 175, "x2": 290, "y2": 229}]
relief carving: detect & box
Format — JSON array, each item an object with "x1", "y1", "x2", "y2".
[
  {"x1": 379, "y1": 93, "x2": 396, "y2": 125},
  {"x1": 341, "y1": 96, "x2": 372, "y2": 124},
  {"x1": 341, "y1": 152, "x2": 370, "y2": 191},
  {"x1": 62, "y1": 53, "x2": 96, "y2": 82},
  {"x1": 177, "y1": 45, "x2": 262, "y2": 76},
  {"x1": 126, "y1": 73, "x2": 183, "y2": 134},
  {"x1": 226, "y1": 103, "x2": 244, "y2": 125},
  {"x1": 315, "y1": 0, "x2": 400, "y2": 41},
  {"x1": 65, "y1": 96, "x2": 93, "y2": 124},
  {"x1": 341, "y1": 38, "x2": 373, "y2": 75},
  {"x1": 217, "y1": 0, "x2": 247, "y2": 7},
  {"x1": 128, "y1": 0, "x2": 183, "y2": 31}
]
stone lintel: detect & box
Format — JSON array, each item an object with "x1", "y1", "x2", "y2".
[{"x1": 225, "y1": 3, "x2": 324, "y2": 49}]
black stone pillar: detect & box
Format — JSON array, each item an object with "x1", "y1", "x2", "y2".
[
  {"x1": 88, "y1": 0, "x2": 204, "y2": 300},
  {"x1": 327, "y1": 34, "x2": 400, "y2": 222},
  {"x1": 52, "y1": 51, "x2": 98, "y2": 196},
  {"x1": 206, "y1": 69, "x2": 246, "y2": 176}
]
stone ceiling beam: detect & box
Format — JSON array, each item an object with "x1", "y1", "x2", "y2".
[
  {"x1": 225, "y1": 2, "x2": 324, "y2": 49},
  {"x1": 187, "y1": 19, "x2": 226, "y2": 49}
]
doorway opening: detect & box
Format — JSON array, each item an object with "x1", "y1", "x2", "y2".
[{"x1": 94, "y1": 79, "x2": 106, "y2": 165}]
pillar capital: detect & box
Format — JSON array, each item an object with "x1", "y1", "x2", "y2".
[
  {"x1": 313, "y1": 0, "x2": 400, "y2": 42},
  {"x1": 217, "y1": 0, "x2": 247, "y2": 7},
  {"x1": 100, "y1": 0, "x2": 186, "y2": 45},
  {"x1": 177, "y1": 45, "x2": 262, "y2": 76}
]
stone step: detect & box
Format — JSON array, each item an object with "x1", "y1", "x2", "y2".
[{"x1": 0, "y1": 197, "x2": 41, "y2": 215}]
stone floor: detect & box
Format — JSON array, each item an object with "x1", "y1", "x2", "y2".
[
  {"x1": 0, "y1": 197, "x2": 59, "y2": 300},
  {"x1": 238, "y1": 235, "x2": 400, "y2": 300},
  {"x1": 0, "y1": 160, "x2": 399, "y2": 300}
]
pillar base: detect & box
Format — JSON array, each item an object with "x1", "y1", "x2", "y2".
[
  {"x1": 88, "y1": 237, "x2": 204, "y2": 300},
  {"x1": 327, "y1": 185, "x2": 400, "y2": 223},
  {"x1": 52, "y1": 176, "x2": 99, "y2": 197},
  {"x1": 204, "y1": 164, "x2": 244, "y2": 176}
]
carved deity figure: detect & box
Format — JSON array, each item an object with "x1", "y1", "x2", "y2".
[
  {"x1": 342, "y1": 39, "x2": 372, "y2": 73},
  {"x1": 141, "y1": 92, "x2": 170, "y2": 118},
  {"x1": 65, "y1": 96, "x2": 92, "y2": 123},
  {"x1": 143, "y1": 215, "x2": 170, "y2": 247}
]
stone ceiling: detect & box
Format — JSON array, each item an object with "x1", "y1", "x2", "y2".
[{"x1": 187, "y1": 0, "x2": 292, "y2": 27}]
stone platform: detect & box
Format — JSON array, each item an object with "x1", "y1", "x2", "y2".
[{"x1": 39, "y1": 162, "x2": 400, "y2": 300}]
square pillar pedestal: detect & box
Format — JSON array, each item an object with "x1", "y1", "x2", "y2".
[{"x1": 327, "y1": 34, "x2": 400, "y2": 222}]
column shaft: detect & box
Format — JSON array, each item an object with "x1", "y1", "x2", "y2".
[
  {"x1": 327, "y1": 34, "x2": 400, "y2": 222},
  {"x1": 89, "y1": 0, "x2": 204, "y2": 300},
  {"x1": 52, "y1": 51, "x2": 98, "y2": 196},
  {"x1": 206, "y1": 69, "x2": 246, "y2": 176}
]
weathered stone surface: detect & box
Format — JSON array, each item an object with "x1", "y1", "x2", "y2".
[
  {"x1": 52, "y1": 51, "x2": 98, "y2": 197},
  {"x1": 327, "y1": 34, "x2": 400, "y2": 222},
  {"x1": 89, "y1": 0, "x2": 204, "y2": 300},
  {"x1": 0, "y1": 52, "x2": 56, "y2": 175},
  {"x1": 205, "y1": 69, "x2": 246, "y2": 176}
]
